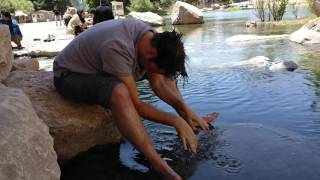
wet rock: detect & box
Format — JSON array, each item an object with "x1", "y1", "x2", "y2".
[
  {"x1": 128, "y1": 12, "x2": 165, "y2": 26},
  {"x1": 209, "y1": 56, "x2": 298, "y2": 72},
  {"x1": 0, "y1": 25, "x2": 13, "y2": 82},
  {"x1": 290, "y1": 17, "x2": 320, "y2": 44},
  {"x1": 269, "y1": 60, "x2": 298, "y2": 71},
  {"x1": 245, "y1": 21, "x2": 257, "y2": 28},
  {"x1": 171, "y1": 1, "x2": 204, "y2": 25},
  {"x1": 13, "y1": 57, "x2": 39, "y2": 71},
  {"x1": 0, "y1": 84, "x2": 60, "y2": 180},
  {"x1": 3, "y1": 71, "x2": 122, "y2": 161}
]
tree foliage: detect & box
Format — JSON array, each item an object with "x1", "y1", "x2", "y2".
[
  {"x1": 254, "y1": 0, "x2": 289, "y2": 22},
  {"x1": 30, "y1": 0, "x2": 71, "y2": 12},
  {"x1": 127, "y1": 0, "x2": 154, "y2": 12},
  {"x1": 85, "y1": 0, "x2": 101, "y2": 9},
  {"x1": 0, "y1": 0, "x2": 34, "y2": 14},
  {"x1": 269, "y1": 0, "x2": 288, "y2": 21}
]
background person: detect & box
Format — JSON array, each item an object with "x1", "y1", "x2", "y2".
[
  {"x1": 67, "y1": 9, "x2": 88, "y2": 36},
  {"x1": 0, "y1": 11, "x2": 23, "y2": 49},
  {"x1": 63, "y1": 7, "x2": 76, "y2": 27},
  {"x1": 93, "y1": 0, "x2": 114, "y2": 25}
]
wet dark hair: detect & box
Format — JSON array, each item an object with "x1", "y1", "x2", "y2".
[
  {"x1": 3, "y1": 11, "x2": 11, "y2": 19},
  {"x1": 77, "y1": 9, "x2": 85, "y2": 23},
  {"x1": 151, "y1": 30, "x2": 188, "y2": 83}
]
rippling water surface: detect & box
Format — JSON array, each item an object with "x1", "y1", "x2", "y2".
[{"x1": 61, "y1": 9, "x2": 320, "y2": 180}]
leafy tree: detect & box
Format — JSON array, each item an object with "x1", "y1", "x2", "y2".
[
  {"x1": 306, "y1": 0, "x2": 315, "y2": 14},
  {"x1": 0, "y1": 0, "x2": 34, "y2": 14},
  {"x1": 127, "y1": 0, "x2": 154, "y2": 12},
  {"x1": 268, "y1": 0, "x2": 288, "y2": 21},
  {"x1": 30, "y1": 0, "x2": 70, "y2": 12},
  {"x1": 85, "y1": 0, "x2": 101, "y2": 9},
  {"x1": 254, "y1": 0, "x2": 267, "y2": 22},
  {"x1": 159, "y1": 0, "x2": 175, "y2": 7}
]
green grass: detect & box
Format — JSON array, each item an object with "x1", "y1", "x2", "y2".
[{"x1": 257, "y1": 15, "x2": 317, "y2": 27}]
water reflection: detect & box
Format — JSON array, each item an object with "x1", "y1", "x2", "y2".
[{"x1": 136, "y1": 80, "x2": 159, "y2": 103}]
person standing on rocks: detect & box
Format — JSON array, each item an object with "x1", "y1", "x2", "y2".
[{"x1": 53, "y1": 18, "x2": 219, "y2": 180}]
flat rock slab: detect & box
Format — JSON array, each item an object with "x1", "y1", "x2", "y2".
[
  {"x1": 226, "y1": 34, "x2": 289, "y2": 44},
  {"x1": 290, "y1": 17, "x2": 320, "y2": 44},
  {"x1": 13, "y1": 39, "x2": 72, "y2": 58},
  {"x1": 4, "y1": 71, "x2": 122, "y2": 161}
]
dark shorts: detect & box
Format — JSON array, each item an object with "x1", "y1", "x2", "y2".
[{"x1": 54, "y1": 72, "x2": 120, "y2": 108}]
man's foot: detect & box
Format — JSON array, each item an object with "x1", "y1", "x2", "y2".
[
  {"x1": 202, "y1": 112, "x2": 219, "y2": 124},
  {"x1": 192, "y1": 112, "x2": 219, "y2": 131}
]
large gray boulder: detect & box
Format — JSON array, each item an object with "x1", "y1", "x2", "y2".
[
  {"x1": 171, "y1": 1, "x2": 204, "y2": 25},
  {"x1": 0, "y1": 25, "x2": 13, "y2": 82},
  {"x1": 290, "y1": 17, "x2": 320, "y2": 44},
  {"x1": 4, "y1": 71, "x2": 122, "y2": 161},
  {"x1": 128, "y1": 12, "x2": 165, "y2": 26},
  {"x1": 0, "y1": 84, "x2": 60, "y2": 180}
]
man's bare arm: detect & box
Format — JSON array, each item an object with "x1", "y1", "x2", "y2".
[
  {"x1": 116, "y1": 75, "x2": 198, "y2": 152},
  {"x1": 148, "y1": 73, "x2": 215, "y2": 131}
]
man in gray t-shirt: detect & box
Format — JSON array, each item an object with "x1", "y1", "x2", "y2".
[{"x1": 53, "y1": 18, "x2": 219, "y2": 179}]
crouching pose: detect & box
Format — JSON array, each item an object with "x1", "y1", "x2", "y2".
[{"x1": 53, "y1": 19, "x2": 218, "y2": 179}]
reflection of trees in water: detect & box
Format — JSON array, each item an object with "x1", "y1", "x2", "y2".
[{"x1": 299, "y1": 52, "x2": 320, "y2": 112}]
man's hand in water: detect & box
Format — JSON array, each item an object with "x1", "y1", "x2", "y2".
[{"x1": 173, "y1": 116, "x2": 198, "y2": 153}]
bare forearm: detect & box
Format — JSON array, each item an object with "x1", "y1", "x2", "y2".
[
  {"x1": 137, "y1": 101, "x2": 181, "y2": 127},
  {"x1": 150, "y1": 76, "x2": 187, "y2": 113}
]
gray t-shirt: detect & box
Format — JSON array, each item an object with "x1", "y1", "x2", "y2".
[{"x1": 53, "y1": 18, "x2": 153, "y2": 81}]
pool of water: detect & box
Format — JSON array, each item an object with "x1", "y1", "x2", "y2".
[{"x1": 61, "y1": 9, "x2": 320, "y2": 180}]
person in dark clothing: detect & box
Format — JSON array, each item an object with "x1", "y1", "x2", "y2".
[
  {"x1": 0, "y1": 11, "x2": 23, "y2": 48},
  {"x1": 93, "y1": 0, "x2": 114, "y2": 25}
]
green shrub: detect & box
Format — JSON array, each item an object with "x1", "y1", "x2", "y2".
[
  {"x1": 269, "y1": 0, "x2": 289, "y2": 21},
  {"x1": 0, "y1": 0, "x2": 34, "y2": 14},
  {"x1": 127, "y1": 0, "x2": 154, "y2": 12}
]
